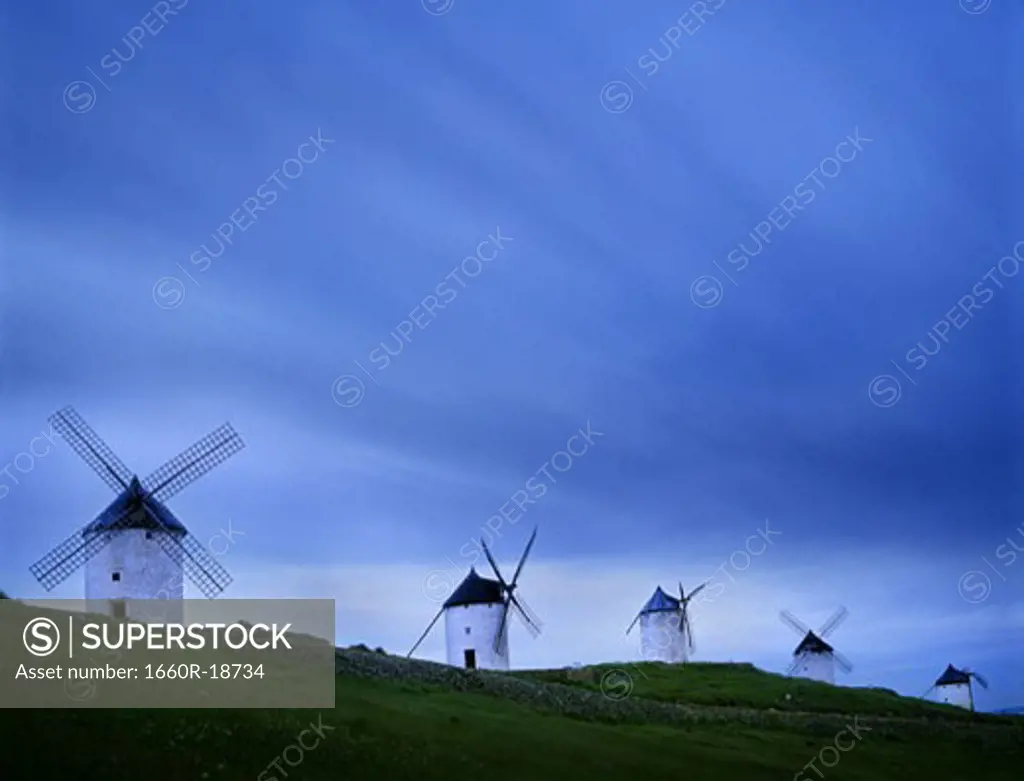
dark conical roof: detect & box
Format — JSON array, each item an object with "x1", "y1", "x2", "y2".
[
  {"x1": 935, "y1": 664, "x2": 971, "y2": 686},
  {"x1": 443, "y1": 568, "x2": 504, "y2": 608},
  {"x1": 794, "y1": 631, "x2": 833, "y2": 656},
  {"x1": 82, "y1": 476, "x2": 187, "y2": 535},
  {"x1": 640, "y1": 586, "x2": 680, "y2": 614}
]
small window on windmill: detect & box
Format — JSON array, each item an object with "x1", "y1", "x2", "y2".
[
  {"x1": 111, "y1": 572, "x2": 121, "y2": 582},
  {"x1": 145, "y1": 531, "x2": 153, "y2": 539},
  {"x1": 465, "y1": 627, "x2": 471, "y2": 635}
]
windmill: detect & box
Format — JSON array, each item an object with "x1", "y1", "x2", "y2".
[
  {"x1": 924, "y1": 664, "x2": 988, "y2": 710},
  {"x1": 29, "y1": 406, "x2": 244, "y2": 624},
  {"x1": 626, "y1": 582, "x2": 707, "y2": 663},
  {"x1": 779, "y1": 606, "x2": 853, "y2": 684},
  {"x1": 408, "y1": 527, "x2": 541, "y2": 671}
]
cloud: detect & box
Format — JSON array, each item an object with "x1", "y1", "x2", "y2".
[{"x1": 1, "y1": 0, "x2": 1017, "y2": 710}]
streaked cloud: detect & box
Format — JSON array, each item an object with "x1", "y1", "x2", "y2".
[{"x1": 1, "y1": 0, "x2": 1018, "y2": 709}]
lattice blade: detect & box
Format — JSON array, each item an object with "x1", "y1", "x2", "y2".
[
  {"x1": 152, "y1": 527, "x2": 233, "y2": 599},
  {"x1": 494, "y1": 600, "x2": 511, "y2": 653},
  {"x1": 625, "y1": 611, "x2": 641, "y2": 635},
  {"x1": 510, "y1": 593, "x2": 542, "y2": 636},
  {"x1": 833, "y1": 650, "x2": 854, "y2": 674},
  {"x1": 780, "y1": 610, "x2": 811, "y2": 637},
  {"x1": 819, "y1": 606, "x2": 849, "y2": 638},
  {"x1": 28, "y1": 508, "x2": 139, "y2": 590},
  {"x1": 49, "y1": 406, "x2": 133, "y2": 493},
  {"x1": 407, "y1": 606, "x2": 445, "y2": 658},
  {"x1": 508, "y1": 526, "x2": 537, "y2": 588},
  {"x1": 683, "y1": 611, "x2": 695, "y2": 652},
  {"x1": 685, "y1": 582, "x2": 707, "y2": 602},
  {"x1": 479, "y1": 538, "x2": 508, "y2": 590},
  {"x1": 141, "y1": 423, "x2": 244, "y2": 502}
]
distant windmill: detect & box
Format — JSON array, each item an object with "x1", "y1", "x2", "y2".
[
  {"x1": 29, "y1": 406, "x2": 244, "y2": 624},
  {"x1": 924, "y1": 664, "x2": 988, "y2": 711},
  {"x1": 780, "y1": 606, "x2": 853, "y2": 684},
  {"x1": 626, "y1": 582, "x2": 707, "y2": 663},
  {"x1": 408, "y1": 528, "x2": 541, "y2": 671}
]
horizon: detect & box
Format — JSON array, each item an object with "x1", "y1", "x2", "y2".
[
  {"x1": 4, "y1": 591, "x2": 1021, "y2": 715},
  {"x1": 2, "y1": 0, "x2": 1021, "y2": 711}
]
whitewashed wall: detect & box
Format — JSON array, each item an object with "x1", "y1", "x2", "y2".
[
  {"x1": 444, "y1": 602, "x2": 510, "y2": 670},
  {"x1": 639, "y1": 611, "x2": 688, "y2": 663},
  {"x1": 84, "y1": 529, "x2": 184, "y2": 624},
  {"x1": 936, "y1": 682, "x2": 972, "y2": 708},
  {"x1": 791, "y1": 651, "x2": 835, "y2": 684}
]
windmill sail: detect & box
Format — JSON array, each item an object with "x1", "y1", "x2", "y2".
[
  {"x1": 675, "y1": 581, "x2": 707, "y2": 654},
  {"x1": 30, "y1": 510, "x2": 133, "y2": 590},
  {"x1": 482, "y1": 527, "x2": 541, "y2": 653},
  {"x1": 141, "y1": 423, "x2": 244, "y2": 502},
  {"x1": 31, "y1": 407, "x2": 244, "y2": 598},
  {"x1": 143, "y1": 504, "x2": 233, "y2": 598},
  {"x1": 49, "y1": 407, "x2": 133, "y2": 493},
  {"x1": 819, "y1": 606, "x2": 849, "y2": 638},
  {"x1": 407, "y1": 528, "x2": 541, "y2": 669},
  {"x1": 780, "y1": 607, "x2": 852, "y2": 681},
  {"x1": 407, "y1": 606, "x2": 445, "y2": 657},
  {"x1": 625, "y1": 612, "x2": 642, "y2": 635}
]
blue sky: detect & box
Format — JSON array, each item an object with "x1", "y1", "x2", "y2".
[{"x1": 1, "y1": 1, "x2": 1021, "y2": 709}]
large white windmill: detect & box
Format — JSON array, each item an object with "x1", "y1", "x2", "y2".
[
  {"x1": 408, "y1": 528, "x2": 541, "y2": 671},
  {"x1": 779, "y1": 606, "x2": 853, "y2": 684},
  {"x1": 925, "y1": 664, "x2": 988, "y2": 710},
  {"x1": 29, "y1": 406, "x2": 244, "y2": 624},
  {"x1": 626, "y1": 582, "x2": 707, "y2": 663}
]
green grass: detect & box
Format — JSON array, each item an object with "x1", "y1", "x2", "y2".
[
  {"x1": 6, "y1": 673, "x2": 1022, "y2": 781},
  {"x1": 516, "y1": 661, "x2": 1010, "y2": 722},
  {"x1": 2, "y1": 600, "x2": 1020, "y2": 779}
]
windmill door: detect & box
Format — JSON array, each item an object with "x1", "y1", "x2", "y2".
[
  {"x1": 463, "y1": 649, "x2": 476, "y2": 669},
  {"x1": 111, "y1": 599, "x2": 126, "y2": 619}
]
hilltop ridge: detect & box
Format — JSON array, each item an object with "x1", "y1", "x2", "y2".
[{"x1": 2, "y1": 601, "x2": 1020, "y2": 779}]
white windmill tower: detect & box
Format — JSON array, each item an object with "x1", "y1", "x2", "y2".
[
  {"x1": 625, "y1": 582, "x2": 706, "y2": 663},
  {"x1": 779, "y1": 606, "x2": 853, "y2": 684},
  {"x1": 29, "y1": 406, "x2": 244, "y2": 624},
  {"x1": 407, "y1": 528, "x2": 541, "y2": 671},
  {"x1": 925, "y1": 664, "x2": 988, "y2": 710}
]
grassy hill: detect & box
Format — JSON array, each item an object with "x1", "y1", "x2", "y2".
[
  {"x1": 515, "y1": 661, "x2": 1003, "y2": 721},
  {"x1": 2, "y1": 600, "x2": 1021, "y2": 779},
  {"x1": 5, "y1": 652, "x2": 1022, "y2": 780},
  {"x1": 2, "y1": 673, "x2": 1018, "y2": 781}
]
